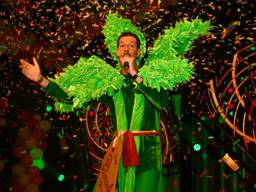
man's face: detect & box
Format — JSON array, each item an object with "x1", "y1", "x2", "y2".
[{"x1": 116, "y1": 36, "x2": 140, "y2": 64}]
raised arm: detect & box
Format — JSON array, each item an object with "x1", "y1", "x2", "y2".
[
  {"x1": 20, "y1": 57, "x2": 71, "y2": 103},
  {"x1": 20, "y1": 57, "x2": 49, "y2": 88}
]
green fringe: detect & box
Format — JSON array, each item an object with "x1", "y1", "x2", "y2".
[
  {"x1": 141, "y1": 17, "x2": 211, "y2": 91},
  {"x1": 139, "y1": 58, "x2": 194, "y2": 91},
  {"x1": 102, "y1": 12, "x2": 146, "y2": 67},
  {"x1": 51, "y1": 55, "x2": 124, "y2": 112},
  {"x1": 147, "y1": 18, "x2": 212, "y2": 61}
]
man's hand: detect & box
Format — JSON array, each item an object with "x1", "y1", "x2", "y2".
[
  {"x1": 20, "y1": 57, "x2": 49, "y2": 87},
  {"x1": 120, "y1": 55, "x2": 138, "y2": 76},
  {"x1": 20, "y1": 57, "x2": 42, "y2": 82}
]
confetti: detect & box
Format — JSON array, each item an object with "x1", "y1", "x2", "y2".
[{"x1": 0, "y1": 0, "x2": 255, "y2": 191}]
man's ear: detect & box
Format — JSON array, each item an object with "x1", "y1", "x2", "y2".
[
  {"x1": 136, "y1": 49, "x2": 141, "y2": 58},
  {"x1": 116, "y1": 48, "x2": 120, "y2": 57}
]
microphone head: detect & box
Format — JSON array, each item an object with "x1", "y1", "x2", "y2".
[{"x1": 124, "y1": 61, "x2": 129, "y2": 70}]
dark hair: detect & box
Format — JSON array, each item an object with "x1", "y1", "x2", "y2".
[{"x1": 117, "y1": 32, "x2": 140, "y2": 48}]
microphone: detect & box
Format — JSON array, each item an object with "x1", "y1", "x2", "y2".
[{"x1": 124, "y1": 61, "x2": 129, "y2": 70}]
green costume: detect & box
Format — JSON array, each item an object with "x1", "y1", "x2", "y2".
[
  {"x1": 43, "y1": 75, "x2": 168, "y2": 191},
  {"x1": 42, "y1": 13, "x2": 211, "y2": 192}
]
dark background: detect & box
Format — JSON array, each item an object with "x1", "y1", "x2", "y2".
[{"x1": 0, "y1": 0, "x2": 255, "y2": 191}]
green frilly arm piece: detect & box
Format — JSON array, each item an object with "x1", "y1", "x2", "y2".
[
  {"x1": 102, "y1": 13, "x2": 146, "y2": 67},
  {"x1": 51, "y1": 55, "x2": 125, "y2": 112}
]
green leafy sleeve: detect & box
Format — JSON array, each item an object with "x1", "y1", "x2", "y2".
[
  {"x1": 43, "y1": 55, "x2": 125, "y2": 113},
  {"x1": 147, "y1": 18, "x2": 212, "y2": 61},
  {"x1": 140, "y1": 18, "x2": 212, "y2": 92},
  {"x1": 139, "y1": 58, "x2": 194, "y2": 91}
]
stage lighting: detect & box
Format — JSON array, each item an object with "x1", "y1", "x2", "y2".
[
  {"x1": 57, "y1": 174, "x2": 65, "y2": 182},
  {"x1": 45, "y1": 104, "x2": 53, "y2": 112},
  {"x1": 32, "y1": 159, "x2": 45, "y2": 170},
  {"x1": 193, "y1": 143, "x2": 201, "y2": 151}
]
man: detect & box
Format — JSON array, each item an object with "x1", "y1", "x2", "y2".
[
  {"x1": 111, "y1": 32, "x2": 169, "y2": 192},
  {"x1": 20, "y1": 32, "x2": 168, "y2": 192}
]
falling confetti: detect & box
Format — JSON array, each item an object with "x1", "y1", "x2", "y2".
[{"x1": 1, "y1": 0, "x2": 255, "y2": 191}]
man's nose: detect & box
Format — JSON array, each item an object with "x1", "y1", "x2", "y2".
[{"x1": 124, "y1": 46, "x2": 129, "y2": 51}]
